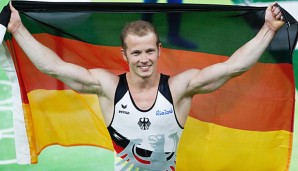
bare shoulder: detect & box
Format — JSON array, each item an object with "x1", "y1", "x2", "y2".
[
  {"x1": 89, "y1": 68, "x2": 119, "y2": 81},
  {"x1": 89, "y1": 68, "x2": 119, "y2": 98},
  {"x1": 169, "y1": 69, "x2": 200, "y2": 97}
]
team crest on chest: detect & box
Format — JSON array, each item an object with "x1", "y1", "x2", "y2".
[{"x1": 138, "y1": 117, "x2": 151, "y2": 130}]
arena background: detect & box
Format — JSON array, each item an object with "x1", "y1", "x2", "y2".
[{"x1": 0, "y1": 0, "x2": 297, "y2": 170}]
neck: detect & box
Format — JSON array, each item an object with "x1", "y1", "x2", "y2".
[{"x1": 126, "y1": 72, "x2": 160, "y2": 90}]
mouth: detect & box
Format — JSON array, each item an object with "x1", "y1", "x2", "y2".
[{"x1": 138, "y1": 65, "x2": 151, "y2": 71}]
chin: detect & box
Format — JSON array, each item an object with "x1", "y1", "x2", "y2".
[
  {"x1": 136, "y1": 70, "x2": 151, "y2": 78},
  {"x1": 140, "y1": 73, "x2": 152, "y2": 79},
  {"x1": 138, "y1": 71, "x2": 153, "y2": 79}
]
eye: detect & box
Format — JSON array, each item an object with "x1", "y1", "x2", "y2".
[
  {"x1": 146, "y1": 49, "x2": 155, "y2": 54},
  {"x1": 131, "y1": 51, "x2": 141, "y2": 56}
]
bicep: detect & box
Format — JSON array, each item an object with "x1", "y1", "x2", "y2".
[
  {"x1": 48, "y1": 61, "x2": 103, "y2": 94},
  {"x1": 187, "y1": 62, "x2": 237, "y2": 95}
]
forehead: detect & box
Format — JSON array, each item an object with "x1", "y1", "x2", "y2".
[{"x1": 125, "y1": 32, "x2": 157, "y2": 49}]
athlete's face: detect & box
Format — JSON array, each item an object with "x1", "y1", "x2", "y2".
[{"x1": 122, "y1": 32, "x2": 161, "y2": 79}]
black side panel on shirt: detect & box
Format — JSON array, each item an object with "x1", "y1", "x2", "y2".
[
  {"x1": 114, "y1": 73, "x2": 128, "y2": 104},
  {"x1": 159, "y1": 74, "x2": 173, "y2": 105}
]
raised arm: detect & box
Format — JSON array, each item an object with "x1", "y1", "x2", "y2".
[
  {"x1": 7, "y1": 3, "x2": 118, "y2": 96},
  {"x1": 172, "y1": 3, "x2": 285, "y2": 97}
]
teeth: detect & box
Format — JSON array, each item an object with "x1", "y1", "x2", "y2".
[{"x1": 140, "y1": 66, "x2": 149, "y2": 69}]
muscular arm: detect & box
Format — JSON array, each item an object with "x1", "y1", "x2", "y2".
[
  {"x1": 8, "y1": 3, "x2": 118, "y2": 96},
  {"x1": 169, "y1": 3, "x2": 285, "y2": 126},
  {"x1": 188, "y1": 24, "x2": 278, "y2": 94},
  {"x1": 173, "y1": 3, "x2": 285, "y2": 97}
]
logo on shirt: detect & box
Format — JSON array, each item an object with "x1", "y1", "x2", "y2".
[
  {"x1": 156, "y1": 108, "x2": 174, "y2": 116},
  {"x1": 119, "y1": 104, "x2": 130, "y2": 114},
  {"x1": 121, "y1": 104, "x2": 127, "y2": 109},
  {"x1": 138, "y1": 117, "x2": 151, "y2": 130}
]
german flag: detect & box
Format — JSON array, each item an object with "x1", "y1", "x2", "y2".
[
  {"x1": 0, "y1": 0, "x2": 10, "y2": 44},
  {"x1": 2, "y1": 1, "x2": 298, "y2": 170}
]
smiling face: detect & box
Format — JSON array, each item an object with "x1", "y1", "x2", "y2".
[{"x1": 122, "y1": 32, "x2": 161, "y2": 79}]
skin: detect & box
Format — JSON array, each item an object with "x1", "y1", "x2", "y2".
[{"x1": 7, "y1": 2, "x2": 285, "y2": 127}]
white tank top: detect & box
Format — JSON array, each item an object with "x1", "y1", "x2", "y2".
[{"x1": 108, "y1": 74, "x2": 183, "y2": 171}]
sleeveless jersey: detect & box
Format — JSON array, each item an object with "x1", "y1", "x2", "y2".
[{"x1": 107, "y1": 74, "x2": 183, "y2": 171}]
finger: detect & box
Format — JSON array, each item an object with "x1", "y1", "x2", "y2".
[
  {"x1": 271, "y1": 6, "x2": 282, "y2": 18},
  {"x1": 9, "y1": 1, "x2": 17, "y2": 13},
  {"x1": 280, "y1": 15, "x2": 284, "y2": 21},
  {"x1": 272, "y1": 2, "x2": 281, "y2": 13},
  {"x1": 273, "y1": 9, "x2": 281, "y2": 17},
  {"x1": 272, "y1": 1, "x2": 279, "y2": 8},
  {"x1": 267, "y1": 2, "x2": 274, "y2": 11},
  {"x1": 271, "y1": 4, "x2": 277, "y2": 12},
  {"x1": 275, "y1": 12, "x2": 282, "y2": 20}
]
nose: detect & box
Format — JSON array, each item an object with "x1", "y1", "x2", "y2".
[{"x1": 139, "y1": 54, "x2": 149, "y2": 63}]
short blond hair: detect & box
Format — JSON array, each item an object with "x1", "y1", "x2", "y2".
[{"x1": 120, "y1": 20, "x2": 160, "y2": 50}]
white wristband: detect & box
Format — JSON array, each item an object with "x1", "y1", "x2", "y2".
[{"x1": 0, "y1": 24, "x2": 6, "y2": 44}]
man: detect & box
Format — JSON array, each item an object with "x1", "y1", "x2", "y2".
[{"x1": 8, "y1": 2, "x2": 284, "y2": 171}]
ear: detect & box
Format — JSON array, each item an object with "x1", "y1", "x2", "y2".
[
  {"x1": 158, "y1": 43, "x2": 162, "y2": 56},
  {"x1": 121, "y1": 48, "x2": 128, "y2": 61}
]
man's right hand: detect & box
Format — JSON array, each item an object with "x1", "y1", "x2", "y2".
[{"x1": 7, "y1": 2, "x2": 22, "y2": 34}]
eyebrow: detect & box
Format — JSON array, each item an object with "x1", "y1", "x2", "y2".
[
  {"x1": 130, "y1": 50, "x2": 141, "y2": 54},
  {"x1": 146, "y1": 48, "x2": 156, "y2": 52}
]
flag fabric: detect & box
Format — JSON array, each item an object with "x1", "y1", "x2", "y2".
[
  {"x1": 0, "y1": 1, "x2": 10, "y2": 44},
  {"x1": 231, "y1": 1, "x2": 298, "y2": 170},
  {"x1": 2, "y1": 1, "x2": 298, "y2": 170}
]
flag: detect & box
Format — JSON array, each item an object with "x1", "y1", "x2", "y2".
[
  {"x1": 231, "y1": 1, "x2": 298, "y2": 170},
  {"x1": 0, "y1": 1, "x2": 10, "y2": 44},
  {"x1": 2, "y1": 1, "x2": 298, "y2": 170}
]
